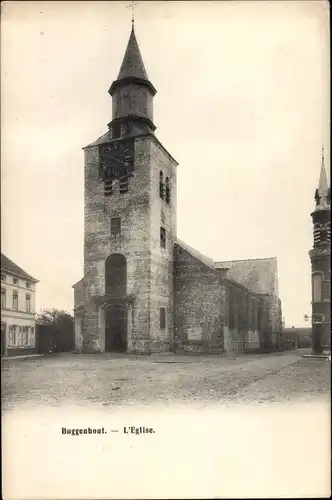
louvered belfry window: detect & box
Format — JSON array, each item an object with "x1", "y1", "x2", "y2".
[
  {"x1": 119, "y1": 175, "x2": 129, "y2": 194},
  {"x1": 104, "y1": 178, "x2": 113, "y2": 197}
]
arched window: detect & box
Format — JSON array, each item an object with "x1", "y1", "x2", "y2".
[
  {"x1": 105, "y1": 254, "x2": 127, "y2": 298},
  {"x1": 165, "y1": 177, "x2": 171, "y2": 204},
  {"x1": 159, "y1": 171, "x2": 165, "y2": 199},
  {"x1": 312, "y1": 273, "x2": 323, "y2": 303}
]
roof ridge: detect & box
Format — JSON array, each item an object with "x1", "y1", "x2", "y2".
[
  {"x1": 216, "y1": 257, "x2": 277, "y2": 263},
  {"x1": 1, "y1": 253, "x2": 38, "y2": 282},
  {"x1": 175, "y1": 239, "x2": 215, "y2": 269}
]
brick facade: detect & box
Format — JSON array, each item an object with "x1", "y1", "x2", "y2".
[{"x1": 309, "y1": 152, "x2": 331, "y2": 353}]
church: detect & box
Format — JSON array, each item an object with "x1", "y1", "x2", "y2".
[{"x1": 73, "y1": 25, "x2": 282, "y2": 355}]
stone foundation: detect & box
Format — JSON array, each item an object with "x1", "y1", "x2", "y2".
[{"x1": 82, "y1": 339, "x2": 101, "y2": 353}]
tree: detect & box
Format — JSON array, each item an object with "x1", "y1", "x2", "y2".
[
  {"x1": 36, "y1": 308, "x2": 73, "y2": 325},
  {"x1": 36, "y1": 309, "x2": 74, "y2": 352}
]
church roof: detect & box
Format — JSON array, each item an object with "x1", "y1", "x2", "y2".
[
  {"x1": 175, "y1": 241, "x2": 279, "y2": 296},
  {"x1": 117, "y1": 26, "x2": 149, "y2": 81},
  {"x1": 215, "y1": 257, "x2": 279, "y2": 296},
  {"x1": 175, "y1": 239, "x2": 215, "y2": 269},
  {"x1": 84, "y1": 130, "x2": 113, "y2": 148},
  {"x1": 1, "y1": 253, "x2": 38, "y2": 282}
]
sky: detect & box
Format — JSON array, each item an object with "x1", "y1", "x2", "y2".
[{"x1": 1, "y1": 0, "x2": 330, "y2": 326}]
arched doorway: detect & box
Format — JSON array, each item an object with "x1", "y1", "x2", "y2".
[{"x1": 105, "y1": 254, "x2": 127, "y2": 352}]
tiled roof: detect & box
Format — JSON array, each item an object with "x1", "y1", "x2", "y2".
[
  {"x1": 84, "y1": 130, "x2": 113, "y2": 149},
  {"x1": 72, "y1": 277, "x2": 84, "y2": 288},
  {"x1": 215, "y1": 257, "x2": 279, "y2": 296},
  {"x1": 1, "y1": 253, "x2": 38, "y2": 282}
]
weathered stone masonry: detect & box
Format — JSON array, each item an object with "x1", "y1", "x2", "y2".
[{"x1": 73, "y1": 24, "x2": 283, "y2": 355}]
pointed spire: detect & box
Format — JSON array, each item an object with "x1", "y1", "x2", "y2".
[
  {"x1": 318, "y1": 145, "x2": 328, "y2": 193},
  {"x1": 313, "y1": 145, "x2": 330, "y2": 212},
  {"x1": 117, "y1": 26, "x2": 149, "y2": 81}
]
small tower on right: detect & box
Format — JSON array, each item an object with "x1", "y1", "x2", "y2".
[{"x1": 309, "y1": 146, "x2": 331, "y2": 354}]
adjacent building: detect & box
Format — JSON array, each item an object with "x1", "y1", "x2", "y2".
[
  {"x1": 1, "y1": 253, "x2": 38, "y2": 357},
  {"x1": 73, "y1": 25, "x2": 283, "y2": 355},
  {"x1": 309, "y1": 148, "x2": 331, "y2": 353}
]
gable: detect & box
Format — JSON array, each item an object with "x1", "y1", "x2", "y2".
[
  {"x1": 215, "y1": 257, "x2": 279, "y2": 296},
  {"x1": 1, "y1": 253, "x2": 38, "y2": 282}
]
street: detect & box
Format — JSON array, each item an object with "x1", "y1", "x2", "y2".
[
  {"x1": 2, "y1": 348, "x2": 331, "y2": 500},
  {"x1": 2, "y1": 348, "x2": 330, "y2": 410}
]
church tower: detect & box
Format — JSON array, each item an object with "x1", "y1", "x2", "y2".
[
  {"x1": 81, "y1": 25, "x2": 178, "y2": 354},
  {"x1": 309, "y1": 147, "x2": 331, "y2": 353}
]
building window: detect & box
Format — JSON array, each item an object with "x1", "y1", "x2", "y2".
[
  {"x1": 22, "y1": 326, "x2": 29, "y2": 346},
  {"x1": 104, "y1": 179, "x2": 113, "y2": 197},
  {"x1": 111, "y1": 217, "x2": 121, "y2": 236},
  {"x1": 12, "y1": 291, "x2": 18, "y2": 310},
  {"x1": 18, "y1": 326, "x2": 23, "y2": 346},
  {"x1": 159, "y1": 171, "x2": 165, "y2": 199},
  {"x1": 160, "y1": 227, "x2": 166, "y2": 248},
  {"x1": 26, "y1": 282, "x2": 31, "y2": 289},
  {"x1": 312, "y1": 273, "x2": 322, "y2": 303},
  {"x1": 13, "y1": 278, "x2": 18, "y2": 285},
  {"x1": 26, "y1": 293, "x2": 31, "y2": 312},
  {"x1": 160, "y1": 307, "x2": 166, "y2": 330},
  {"x1": 29, "y1": 327, "x2": 35, "y2": 348},
  {"x1": 165, "y1": 177, "x2": 171, "y2": 204},
  {"x1": 1, "y1": 274, "x2": 6, "y2": 282},
  {"x1": 322, "y1": 281, "x2": 330, "y2": 299},
  {"x1": 161, "y1": 210, "x2": 165, "y2": 224},
  {"x1": 119, "y1": 175, "x2": 129, "y2": 194},
  {"x1": 1, "y1": 288, "x2": 6, "y2": 309},
  {"x1": 8, "y1": 325, "x2": 17, "y2": 346}
]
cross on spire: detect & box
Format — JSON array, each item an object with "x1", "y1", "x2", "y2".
[{"x1": 126, "y1": 1, "x2": 139, "y2": 27}]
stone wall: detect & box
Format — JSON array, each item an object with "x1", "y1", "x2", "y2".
[
  {"x1": 174, "y1": 244, "x2": 225, "y2": 352},
  {"x1": 256, "y1": 294, "x2": 282, "y2": 352},
  {"x1": 73, "y1": 279, "x2": 84, "y2": 306},
  {"x1": 223, "y1": 279, "x2": 261, "y2": 353},
  {"x1": 82, "y1": 134, "x2": 177, "y2": 354},
  {"x1": 149, "y1": 139, "x2": 177, "y2": 353}
]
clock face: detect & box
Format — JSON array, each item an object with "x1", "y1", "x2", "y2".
[{"x1": 99, "y1": 139, "x2": 134, "y2": 181}]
